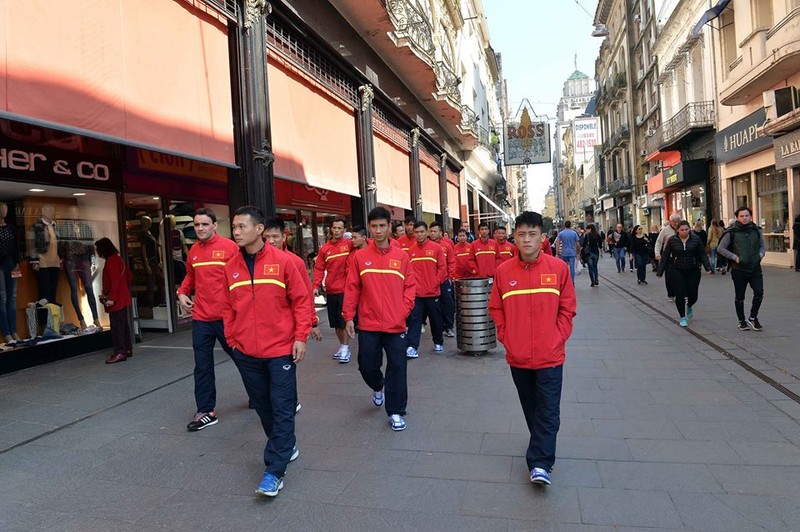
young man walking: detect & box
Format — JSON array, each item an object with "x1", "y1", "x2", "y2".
[
  {"x1": 489, "y1": 211, "x2": 577, "y2": 486},
  {"x1": 494, "y1": 226, "x2": 517, "y2": 264},
  {"x1": 177, "y1": 208, "x2": 240, "y2": 432},
  {"x1": 429, "y1": 221, "x2": 456, "y2": 338},
  {"x1": 610, "y1": 223, "x2": 629, "y2": 273},
  {"x1": 396, "y1": 216, "x2": 416, "y2": 252},
  {"x1": 556, "y1": 220, "x2": 581, "y2": 283},
  {"x1": 223, "y1": 206, "x2": 312, "y2": 497},
  {"x1": 717, "y1": 207, "x2": 766, "y2": 331},
  {"x1": 313, "y1": 217, "x2": 353, "y2": 362},
  {"x1": 405, "y1": 221, "x2": 447, "y2": 357},
  {"x1": 344, "y1": 207, "x2": 416, "y2": 431},
  {"x1": 472, "y1": 221, "x2": 500, "y2": 278},
  {"x1": 453, "y1": 229, "x2": 478, "y2": 279}
]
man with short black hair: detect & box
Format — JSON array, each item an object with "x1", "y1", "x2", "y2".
[
  {"x1": 396, "y1": 216, "x2": 415, "y2": 252},
  {"x1": 472, "y1": 221, "x2": 500, "y2": 278},
  {"x1": 494, "y1": 226, "x2": 516, "y2": 264},
  {"x1": 344, "y1": 207, "x2": 416, "y2": 432},
  {"x1": 453, "y1": 229, "x2": 478, "y2": 279},
  {"x1": 489, "y1": 211, "x2": 576, "y2": 487},
  {"x1": 406, "y1": 221, "x2": 447, "y2": 357},
  {"x1": 429, "y1": 221, "x2": 456, "y2": 337},
  {"x1": 717, "y1": 207, "x2": 767, "y2": 331},
  {"x1": 313, "y1": 217, "x2": 353, "y2": 362}
]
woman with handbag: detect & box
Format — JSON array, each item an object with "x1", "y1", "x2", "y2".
[{"x1": 95, "y1": 238, "x2": 133, "y2": 364}]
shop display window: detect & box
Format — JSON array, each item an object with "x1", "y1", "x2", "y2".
[
  {"x1": 731, "y1": 173, "x2": 752, "y2": 217},
  {"x1": 756, "y1": 166, "x2": 789, "y2": 253},
  {"x1": 0, "y1": 182, "x2": 119, "y2": 352}
]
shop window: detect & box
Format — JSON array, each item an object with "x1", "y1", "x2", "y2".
[
  {"x1": 756, "y1": 166, "x2": 789, "y2": 252},
  {"x1": 1, "y1": 183, "x2": 119, "y2": 350},
  {"x1": 719, "y1": 10, "x2": 737, "y2": 77},
  {"x1": 731, "y1": 173, "x2": 752, "y2": 217}
]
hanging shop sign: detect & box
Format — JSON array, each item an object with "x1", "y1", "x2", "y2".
[
  {"x1": 773, "y1": 128, "x2": 800, "y2": 170},
  {"x1": 130, "y1": 148, "x2": 228, "y2": 182},
  {"x1": 663, "y1": 159, "x2": 709, "y2": 189},
  {"x1": 714, "y1": 108, "x2": 773, "y2": 165},
  {"x1": 504, "y1": 106, "x2": 551, "y2": 166}
]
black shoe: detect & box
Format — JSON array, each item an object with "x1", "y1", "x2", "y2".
[
  {"x1": 748, "y1": 317, "x2": 763, "y2": 331},
  {"x1": 641, "y1": 280, "x2": 647, "y2": 285},
  {"x1": 187, "y1": 412, "x2": 218, "y2": 431},
  {"x1": 738, "y1": 321, "x2": 751, "y2": 331}
]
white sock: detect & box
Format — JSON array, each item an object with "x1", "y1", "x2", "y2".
[{"x1": 340, "y1": 344, "x2": 349, "y2": 353}]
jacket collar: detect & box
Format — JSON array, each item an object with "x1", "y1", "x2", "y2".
[{"x1": 199, "y1": 232, "x2": 220, "y2": 247}]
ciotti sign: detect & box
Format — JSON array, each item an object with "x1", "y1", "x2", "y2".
[{"x1": 504, "y1": 107, "x2": 551, "y2": 166}]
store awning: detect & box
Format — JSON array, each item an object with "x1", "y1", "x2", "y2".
[
  {"x1": 475, "y1": 188, "x2": 510, "y2": 222},
  {"x1": 692, "y1": 0, "x2": 731, "y2": 37}
]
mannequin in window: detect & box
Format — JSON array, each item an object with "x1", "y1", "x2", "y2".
[
  {"x1": 140, "y1": 215, "x2": 164, "y2": 308},
  {"x1": 58, "y1": 206, "x2": 102, "y2": 330},
  {"x1": 0, "y1": 202, "x2": 22, "y2": 343},
  {"x1": 29, "y1": 204, "x2": 61, "y2": 304},
  {"x1": 166, "y1": 215, "x2": 189, "y2": 286}
]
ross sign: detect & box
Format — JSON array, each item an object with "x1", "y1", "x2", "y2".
[
  {"x1": 715, "y1": 108, "x2": 773, "y2": 164},
  {"x1": 504, "y1": 108, "x2": 551, "y2": 166},
  {"x1": 773, "y1": 128, "x2": 800, "y2": 170},
  {"x1": 572, "y1": 117, "x2": 601, "y2": 161}
]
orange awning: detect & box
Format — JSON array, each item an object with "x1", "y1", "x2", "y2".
[
  {"x1": 420, "y1": 160, "x2": 441, "y2": 214},
  {"x1": 646, "y1": 150, "x2": 681, "y2": 166},
  {"x1": 374, "y1": 134, "x2": 411, "y2": 210},
  {"x1": 647, "y1": 172, "x2": 665, "y2": 193}
]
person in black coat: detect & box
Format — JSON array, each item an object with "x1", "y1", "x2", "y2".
[{"x1": 657, "y1": 221, "x2": 711, "y2": 327}]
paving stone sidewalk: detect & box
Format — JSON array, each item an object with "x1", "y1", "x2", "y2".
[{"x1": 2, "y1": 262, "x2": 800, "y2": 531}]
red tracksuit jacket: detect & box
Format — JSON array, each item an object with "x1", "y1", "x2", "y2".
[
  {"x1": 313, "y1": 238, "x2": 352, "y2": 295},
  {"x1": 488, "y1": 253, "x2": 577, "y2": 370},
  {"x1": 453, "y1": 242, "x2": 478, "y2": 279},
  {"x1": 342, "y1": 242, "x2": 416, "y2": 333},
  {"x1": 397, "y1": 234, "x2": 414, "y2": 253},
  {"x1": 286, "y1": 250, "x2": 318, "y2": 328},
  {"x1": 432, "y1": 237, "x2": 456, "y2": 279},
  {"x1": 497, "y1": 241, "x2": 517, "y2": 264},
  {"x1": 101, "y1": 254, "x2": 132, "y2": 312},
  {"x1": 223, "y1": 244, "x2": 312, "y2": 358},
  {"x1": 472, "y1": 238, "x2": 500, "y2": 278},
  {"x1": 177, "y1": 233, "x2": 239, "y2": 322},
  {"x1": 408, "y1": 239, "x2": 447, "y2": 297}
]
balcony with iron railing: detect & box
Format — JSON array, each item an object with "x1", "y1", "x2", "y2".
[
  {"x1": 385, "y1": 0, "x2": 435, "y2": 61},
  {"x1": 657, "y1": 101, "x2": 714, "y2": 151},
  {"x1": 599, "y1": 176, "x2": 633, "y2": 197},
  {"x1": 433, "y1": 60, "x2": 460, "y2": 108}
]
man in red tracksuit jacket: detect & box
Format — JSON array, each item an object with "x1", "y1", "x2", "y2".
[
  {"x1": 405, "y1": 221, "x2": 447, "y2": 357},
  {"x1": 313, "y1": 217, "x2": 353, "y2": 362},
  {"x1": 223, "y1": 206, "x2": 313, "y2": 498},
  {"x1": 495, "y1": 226, "x2": 517, "y2": 264},
  {"x1": 344, "y1": 207, "x2": 416, "y2": 432},
  {"x1": 177, "y1": 208, "x2": 241, "y2": 432},
  {"x1": 489, "y1": 211, "x2": 576, "y2": 487},
  {"x1": 453, "y1": 228, "x2": 478, "y2": 279},
  {"x1": 428, "y1": 221, "x2": 456, "y2": 338},
  {"x1": 472, "y1": 221, "x2": 500, "y2": 278},
  {"x1": 396, "y1": 215, "x2": 416, "y2": 253}
]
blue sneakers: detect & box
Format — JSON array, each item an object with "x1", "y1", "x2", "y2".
[
  {"x1": 290, "y1": 446, "x2": 299, "y2": 462},
  {"x1": 433, "y1": 344, "x2": 444, "y2": 353},
  {"x1": 255, "y1": 472, "x2": 284, "y2": 497},
  {"x1": 679, "y1": 317, "x2": 689, "y2": 327},
  {"x1": 372, "y1": 389, "x2": 384, "y2": 406},
  {"x1": 406, "y1": 347, "x2": 418, "y2": 359},
  {"x1": 390, "y1": 414, "x2": 406, "y2": 431},
  {"x1": 687, "y1": 307, "x2": 694, "y2": 320},
  {"x1": 530, "y1": 468, "x2": 551, "y2": 485}
]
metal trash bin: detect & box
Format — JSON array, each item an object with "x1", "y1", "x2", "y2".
[{"x1": 454, "y1": 278, "x2": 496, "y2": 353}]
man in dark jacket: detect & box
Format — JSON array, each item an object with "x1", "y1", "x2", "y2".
[{"x1": 717, "y1": 207, "x2": 766, "y2": 331}]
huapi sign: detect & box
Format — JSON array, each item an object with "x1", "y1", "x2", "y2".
[
  {"x1": 504, "y1": 108, "x2": 551, "y2": 166},
  {"x1": 714, "y1": 108, "x2": 773, "y2": 165}
]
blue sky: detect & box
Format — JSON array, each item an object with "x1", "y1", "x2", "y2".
[{"x1": 482, "y1": 0, "x2": 601, "y2": 211}]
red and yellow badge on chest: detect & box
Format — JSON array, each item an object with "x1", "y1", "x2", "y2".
[
  {"x1": 389, "y1": 259, "x2": 401, "y2": 270},
  {"x1": 264, "y1": 264, "x2": 280, "y2": 276},
  {"x1": 540, "y1": 273, "x2": 558, "y2": 286},
  {"x1": 212, "y1": 250, "x2": 226, "y2": 259}
]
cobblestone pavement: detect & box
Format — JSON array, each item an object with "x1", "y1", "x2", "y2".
[{"x1": 1, "y1": 257, "x2": 800, "y2": 531}]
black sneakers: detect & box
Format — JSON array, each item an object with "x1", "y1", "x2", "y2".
[
  {"x1": 737, "y1": 321, "x2": 750, "y2": 331},
  {"x1": 748, "y1": 317, "x2": 763, "y2": 331},
  {"x1": 187, "y1": 412, "x2": 218, "y2": 431}
]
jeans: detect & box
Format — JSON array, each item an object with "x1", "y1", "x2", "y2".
[
  {"x1": 36, "y1": 266, "x2": 60, "y2": 303},
  {"x1": 709, "y1": 246, "x2": 718, "y2": 272},
  {"x1": 406, "y1": 296, "x2": 444, "y2": 349},
  {"x1": 192, "y1": 319, "x2": 234, "y2": 414},
  {"x1": 561, "y1": 256, "x2": 576, "y2": 283},
  {"x1": 511, "y1": 364, "x2": 563, "y2": 472},
  {"x1": 109, "y1": 307, "x2": 132, "y2": 355},
  {"x1": 731, "y1": 269, "x2": 764, "y2": 321},
  {"x1": 634, "y1": 253, "x2": 649, "y2": 283},
  {"x1": 666, "y1": 268, "x2": 701, "y2": 318},
  {"x1": 0, "y1": 258, "x2": 18, "y2": 336},
  {"x1": 613, "y1": 247, "x2": 627, "y2": 272},
  {"x1": 585, "y1": 252, "x2": 599, "y2": 285},
  {"x1": 439, "y1": 280, "x2": 455, "y2": 330},
  {"x1": 231, "y1": 350, "x2": 296, "y2": 478},
  {"x1": 63, "y1": 258, "x2": 98, "y2": 323},
  {"x1": 357, "y1": 331, "x2": 407, "y2": 416}
]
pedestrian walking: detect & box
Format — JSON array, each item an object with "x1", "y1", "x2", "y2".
[
  {"x1": 344, "y1": 207, "x2": 416, "y2": 432},
  {"x1": 792, "y1": 214, "x2": 800, "y2": 272},
  {"x1": 707, "y1": 219, "x2": 723, "y2": 274},
  {"x1": 611, "y1": 223, "x2": 629, "y2": 272},
  {"x1": 717, "y1": 207, "x2": 767, "y2": 331},
  {"x1": 494, "y1": 225, "x2": 516, "y2": 264},
  {"x1": 313, "y1": 217, "x2": 353, "y2": 362},
  {"x1": 95, "y1": 238, "x2": 132, "y2": 364},
  {"x1": 648, "y1": 225, "x2": 659, "y2": 271},
  {"x1": 657, "y1": 221, "x2": 711, "y2": 327},
  {"x1": 453, "y1": 229, "x2": 478, "y2": 278},
  {"x1": 556, "y1": 221, "x2": 581, "y2": 283},
  {"x1": 223, "y1": 205, "x2": 313, "y2": 498},
  {"x1": 396, "y1": 216, "x2": 415, "y2": 252},
  {"x1": 176, "y1": 208, "x2": 240, "y2": 431},
  {"x1": 405, "y1": 221, "x2": 447, "y2": 357},
  {"x1": 472, "y1": 222, "x2": 500, "y2": 278},
  {"x1": 627, "y1": 226, "x2": 635, "y2": 273},
  {"x1": 489, "y1": 211, "x2": 577, "y2": 486},
  {"x1": 655, "y1": 214, "x2": 682, "y2": 301},
  {"x1": 429, "y1": 221, "x2": 456, "y2": 338},
  {"x1": 581, "y1": 224, "x2": 602, "y2": 287},
  {"x1": 629, "y1": 225, "x2": 651, "y2": 285},
  {"x1": 716, "y1": 220, "x2": 729, "y2": 274}
]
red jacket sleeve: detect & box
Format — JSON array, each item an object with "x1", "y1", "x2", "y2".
[
  {"x1": 312, "y1": 248, "x2": 326, "y2": 291},
  {"x1": 445, "y1": 241, "x2": 456, "y2": 279},
  {"x1": 222, "y1": 265, "x2": 235, "y2": 348},
  {"x1": 342, "y1": 252, "x2": 361, "y2": 322},
  {"x1": 555, "y1": 261, "x2": 577, "y2": 342},
  {"x1": 286, "y1": 259, "x2": 313, "y2": 342},
  {"x1": 104, "y1": 256, "x2": 124, "y2": 303},
  {"x1": 488, "y1": 270, "x2": 505, "y2": 345},
  {"x1": 176, "y1": 247, "x2": 196, "y2": 297},
  {"x1": 402, "y1": 256, "x2": 416, "y2": 318},
  {"x1": 468, "y1": 245, "x2": 478, "y2": 275},
  {"x1": 436, "y1": 246, "x2": 447, "y2": 285},
  {"x1": 540, "y1": 239, "x2": 552, "y2": 255}
]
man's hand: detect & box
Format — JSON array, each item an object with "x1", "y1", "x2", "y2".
[
  {"x1": 345, "y1": 320, "x2": 355, "y2": 338},
  {"x1": 31, "y1": 262, "x2": 40, "y2": 272},
  {"x1": 309, "y1": 327, "x2": 322, "y2": 342},
  {"x1": 104, "y1": 299, "x2": 115, "y2": 307},
  {"x1": 313, "y1": 288, "x2": 320, "y2": 297},
  {"x1": 292, "y1": 341, "x2": 306, "y2": 363},
  {"x1": 177, "y1": 294, "x2": 194, "y2": 311},
  {"x1": 734, "y1": 256, "x2": 740, "y2": 263}
]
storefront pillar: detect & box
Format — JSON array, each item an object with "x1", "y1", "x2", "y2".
[
  {"x1": 355, "y1": 84, "x2": 378, "y2": 228},
  {"x1": 439, "y1": 153, "x2": 449, "y2": 232},
  {"x1": 410, "y1": 128, "x2": 423, "y2": 221},
  {"x1": 230, "y1": 0, "x2": 276, "y2": 216}
]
